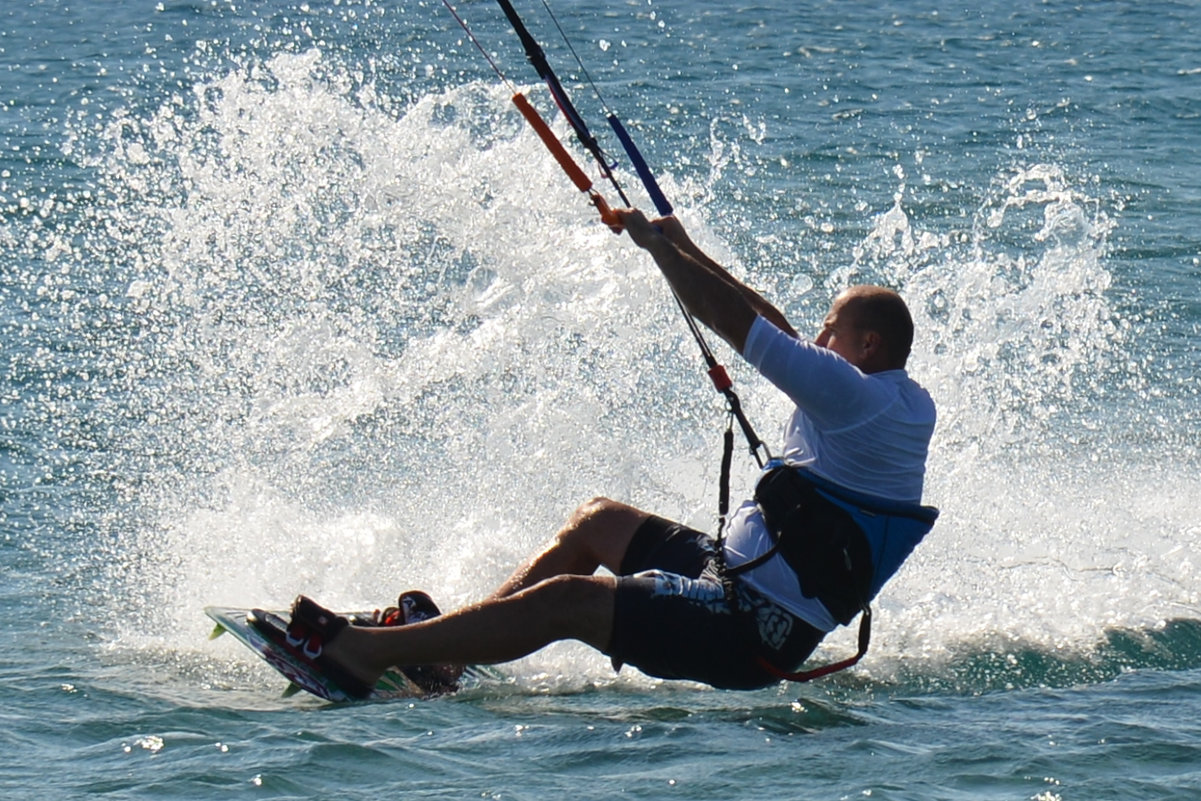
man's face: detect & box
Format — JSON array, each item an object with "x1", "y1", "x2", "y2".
[{"x1": 815, "y1": 297, "x2": 870, "y2": 367}]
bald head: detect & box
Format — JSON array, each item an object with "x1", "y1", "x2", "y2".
[{"x1": 820, "y1": 286, "x2": 915, "y2": 372}]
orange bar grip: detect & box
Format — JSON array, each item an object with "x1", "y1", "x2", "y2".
[{"x1": 512, "y1": 92, "x2": 593, "y2": 193}]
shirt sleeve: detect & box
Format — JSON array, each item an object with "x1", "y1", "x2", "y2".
[{"x1": 742, "y1": 315, "x2": 892, "y2": 430}]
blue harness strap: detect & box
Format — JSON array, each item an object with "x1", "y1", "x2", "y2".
[{"x1": 795, "y1": 467, "x2": 939, "y2": 600}]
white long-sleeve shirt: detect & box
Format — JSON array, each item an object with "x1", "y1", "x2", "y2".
[{"x1": 722, "y1": 315, "x2": 936, "y2": 630}]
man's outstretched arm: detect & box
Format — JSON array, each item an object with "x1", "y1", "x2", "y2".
[{"x1": 617, "y1": 209, "x2": 796, "y2": 352}]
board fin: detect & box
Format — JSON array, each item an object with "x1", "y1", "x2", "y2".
[
  {"x1": 281, "y1": 682, "x2": 302, "y2": 698},
  {"x1": 209, "y1": 622, "x2": 227, "y2": 640}
]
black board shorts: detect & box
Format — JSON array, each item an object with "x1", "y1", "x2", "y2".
[{"x1": 606, "y1": 515, "x2": 824, "y2": 690}]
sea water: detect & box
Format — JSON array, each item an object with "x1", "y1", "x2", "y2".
[{"x1": 2, "y1": 0, "x2": 1200, "y2": 798}]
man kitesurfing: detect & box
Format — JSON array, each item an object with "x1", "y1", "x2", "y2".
[
  {"x1": 275, "y1": 209, "x2": 937, "y2": 697},
  {"x1": 243, "y1": 0, "x2": 939, "y2": 697}
]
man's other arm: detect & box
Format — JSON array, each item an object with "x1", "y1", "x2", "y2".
[{"x1": 617, "y1": 209, "x2": 797, "y2": 353}]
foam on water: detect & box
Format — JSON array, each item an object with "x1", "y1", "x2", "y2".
[
  {"x1": 62, "y1": 49, "x2": 715, "y2": 683},
  {"x1": 43, "y1": 45, "x2": 1199, "y2": 689}
]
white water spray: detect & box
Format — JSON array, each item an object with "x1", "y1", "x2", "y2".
[{"x1": 62, "y1": 48, "x2": 1200, "y2": 688}]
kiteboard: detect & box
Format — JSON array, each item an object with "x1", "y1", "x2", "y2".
[{"x1": 205, "y1": 605, "x2": 497, "y2": 702}]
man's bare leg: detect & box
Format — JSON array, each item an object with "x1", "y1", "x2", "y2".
[
  {"x1": 316, "y1": 497, "x2": 649, "y2": 687},
  {"x1": 489, "y1": 497, "x2": 650, "y2": 599},
  {"x1": 322, "y1": 574, "x2": 617, "y2": 686}
]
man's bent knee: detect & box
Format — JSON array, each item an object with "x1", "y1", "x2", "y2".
[
  {"x1": 559, "y1": 498, "x2": 649, "y2": 570},
  {"x1": 568, "y1": 496, "x2": 619, "y2": 524},
  {"x1": 566, "y1": 497, "x2": 647, "y2": 532}
]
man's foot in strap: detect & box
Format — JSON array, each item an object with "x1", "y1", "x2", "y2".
[
  {"x1": 393, "y1": 591, "x2": 464, "y2": 694},
  {"x1": 366, "y1": 591, "x2": 463, "y2": 694},
  {"x1": 288, "y1": 592, "x2": 465, "y2": 697},
  {"x1": 370, "y1": 589, "x2": 442, "y2": 627},
  {"x1": 281, "y1": 595, "x2": 383, "y2": 699}
]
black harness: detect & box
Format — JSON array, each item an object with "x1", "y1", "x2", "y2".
[{"x1": 723, "y1": 462, "x2": 939, "y2": 682}]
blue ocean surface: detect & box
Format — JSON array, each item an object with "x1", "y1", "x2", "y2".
[{"x1": 3, "y1": 0, "x2": 1200, "y2": 798}]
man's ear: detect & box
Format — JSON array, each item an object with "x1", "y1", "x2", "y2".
[
  {"x1": 861, "y1": 329, "x2": 882, "y2": 356},
  {"x1": 859, "y1": 329, "x2": 889, "y2": 372}
]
